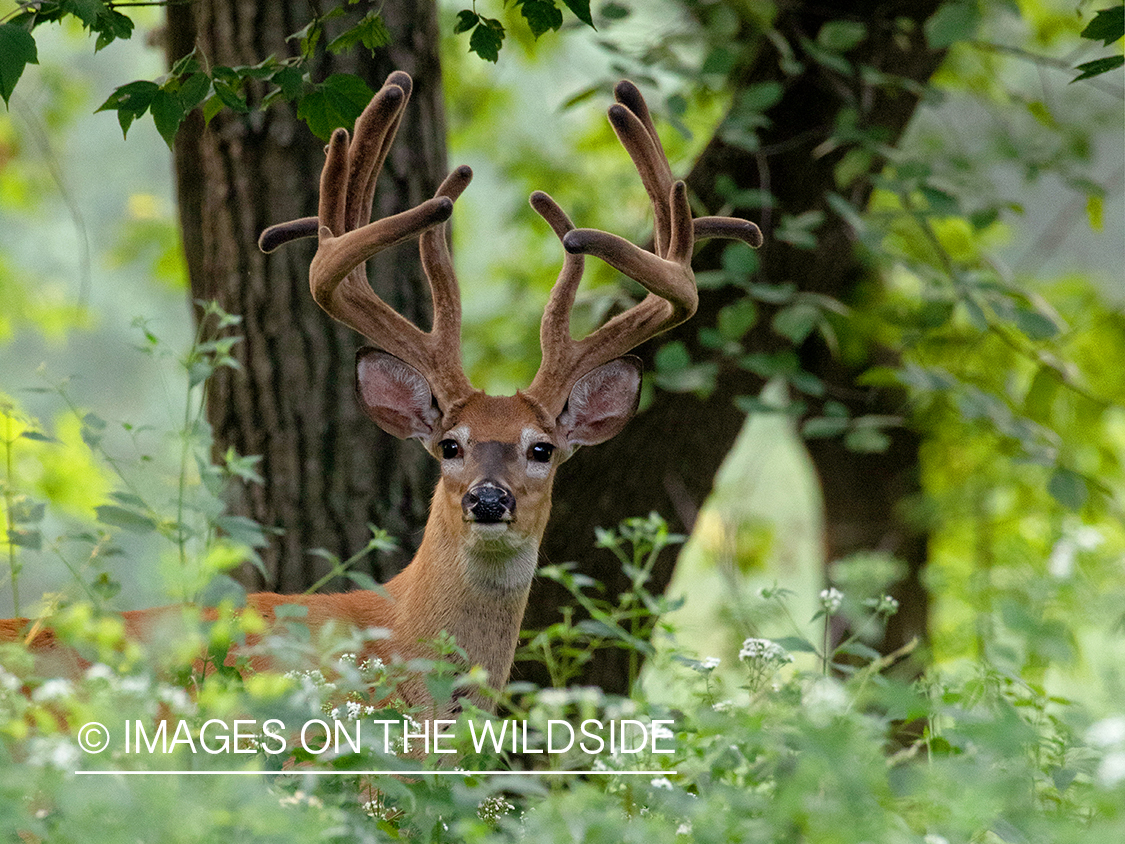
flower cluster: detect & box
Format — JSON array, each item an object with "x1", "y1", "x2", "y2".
[
  {"x1": 819, "y1": 587, "x2": 843, "y2": 614},
  {"x1": 738, "y1": 637, "x2": 793, "y2": 693}
]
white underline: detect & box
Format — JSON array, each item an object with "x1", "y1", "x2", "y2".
[{"x1": 74, "y1": 769, "x2": 676, "y2": 777}]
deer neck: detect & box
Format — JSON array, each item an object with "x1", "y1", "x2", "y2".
[{"x1": 386, "y1": 479, "x2": 541, "y2": 693}]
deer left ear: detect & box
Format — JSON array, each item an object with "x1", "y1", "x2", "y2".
[{"x1": 557, "y1": 357, "x2": 642, "y2": 447}]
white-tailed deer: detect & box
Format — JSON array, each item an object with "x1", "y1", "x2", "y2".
[{"x1": 2, "y1": 72, "x2": 761, "y2": 717}]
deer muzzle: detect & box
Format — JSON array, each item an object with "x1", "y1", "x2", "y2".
[{"x1": 463, "y1": 482, "x2": 516, "y2": 524}]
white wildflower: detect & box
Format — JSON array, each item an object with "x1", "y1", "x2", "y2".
[
  {"x1": 32, "y1": 678, "x2": 73, "y2": 702},
  {"x1": 739, "y1": 638, "x2": 793, "y2": 694},
  {"x1": 701, "y1": 656, "x2": 721, "y2": 670},
  {"x1": 27, "y1": 736, "x2": 80, "y2": 770},
  {"x1": 738, "y1": 638, "x2": 792, "y2": 663},
  {"x1": 279, "y1": 790, "x2": 324, "y2": 809},
  {"x1": 1087, "y1": 716, "x2": 1125, "y2": 748},
  {"x1": 1097, "y1": 752, "x2": 1125, "y2": 788},
  {"x1": 803, "y1": 677, "x2": 849, "y2": 726},
  {"x1": 676, "y1": 822, "x2": 693, "y2": 836},
  {"x1": 712, "y1": 699, "x2": 734, "y2": 713},
  {"x1": 84, "y1": 664, "x2": 115, "y2": 683},
  {"x1": 478, "y1": 795, "x2": 515, "y2": 823},
  {"x1": 873, "y1": 594, "x2": 899, "y2": 615},
  {"x1": 819, "y1": 587, "x2": 843, "y2": 613},
  {"x1": 650, "y1": 776, "x2": 674, "y2": 790},
  {"x1": 537, "y1": 688, "x2": 571, "y2": 709},
  {"x1": 118, "y1": 675, "x2": 151, "y2": 696}
]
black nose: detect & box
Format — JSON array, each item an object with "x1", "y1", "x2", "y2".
[{"x1": 463, "y1": 483, "x2": 515, "y2": 523}]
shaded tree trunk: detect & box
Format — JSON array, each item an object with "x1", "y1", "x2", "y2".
[
  {"x1": 165, "y1": 0, "x2": 446, "y2": 588},
  {"x1": 528, "y1": 0, "x2": 947, "y2": 692}
]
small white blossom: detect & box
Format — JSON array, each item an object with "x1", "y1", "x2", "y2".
[
  {"x1": 712, "y1": 699, "x2": 734, "y2": 713},
  {"x1": 26, "y1": 736, "x2": 80, "y2": 769},
  {"x1": 478, "y1": 795, "x2": 515, "y2": 823},
  {"x1": 117, "y1": 675, "x2": 151, "y2": 696},
  {"x1": 651, "y1": 722, "x2": 675, "y2": 742},
  {"x1": 701, "y1": 656, "x2": 721, "y2": 670},
  {"x1": 676, "y1": 822, "x2": 693, "y2": 836},
  {"x1": 738, "y1": 638, "x2": 792, "y2": 664},
  {"x1": 536, "y1": 688, "x2": 571, "y2": 709},
  {"x1": 819, "y1": 587, "x2": 843, "y2": 613},
  {"x1": 1087, "y1": 716, "x2": 1125, "y2": 748},
  {"x1": 1097, "y1": 751, "x2": 1125, "y2": 788},
  {"x1": 803, "y1": 677, "x2": 849, "y2": 725},
  {"x1": 83, "y1": 663, "x2": 115, "y2": 683},
  {"x1": 739, "y1": 638, "x2": 793, "y2": 693},
  {"x1": 278, "y1": 790, "x2": 323, "y2": 808},
  {"x1": 650, "y1": 776, "x2": 674, "y2": 790},
  {"x1": 32, "y1": 678, "x2": 74, "y2": 702}
]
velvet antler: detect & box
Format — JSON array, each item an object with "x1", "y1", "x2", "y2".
[{"x1": 523, "y1": 80, "x2": 763, "y2": 418}]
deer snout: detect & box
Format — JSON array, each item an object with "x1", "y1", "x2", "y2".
[{"x1": 463, "y1": 482, "x2": 516, "y2": 524}]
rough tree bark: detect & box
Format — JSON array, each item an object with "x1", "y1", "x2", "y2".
[
  {"x1": 527, "y1": 0, "x2": 947, "y2": 692},
  {"x1": 165, "y1": 0, "x2": 446, "y2": 588}
]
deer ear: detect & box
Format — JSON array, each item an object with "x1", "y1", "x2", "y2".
[
  {"x1": 557, "y1": 357, "x2": 642, "y2": 447},
  {"x1": 356, "y1": 348, "x2": 441, "y2": 440}
]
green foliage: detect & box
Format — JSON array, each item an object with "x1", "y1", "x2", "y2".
[{"x1": 1074, "y1": 5, "x2": 1124, "y2": 80}]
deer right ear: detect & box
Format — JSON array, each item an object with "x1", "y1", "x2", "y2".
[
  {"x1": 356, "y1": 348, "x2": 441, "y2": 440},
  {"x1": 557, "y1": 356, "x2": 642, "y2": 448}
]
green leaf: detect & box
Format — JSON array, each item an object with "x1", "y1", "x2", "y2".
[
  {"x1": 844, "y1": 426, "x2": 891, "y2": 453},
  {"x1": 772, "y1": 302, "x2": 820, "y2": 344},
  {"x1": 601, "y1": 2, "x2": 629, "y2": 20},
  {"x1": 561, "y1": 0, "x2": 595, "y2": 28},
  {"x1": 0, "y1": 23, "x2": 38, "y2": 106},
  {"x1": 1012, "y1": 304, "x2": 1060, "y2": 341},
  {"x1": 19, "y1": 430, "x2": 56, "y2": 443},
  {"x1": 802, "y1": 416, "x2": 849, "y2": 439},
  {"x1": 93, "y1": 9, "x2": 134, "y2": 51},
  {"x1": 177, "y1": 72, "x2": 211, "y2": 112},
  {"x1": 1081, "y1": 6, "x2": 1124, "y2": 46},
  {"x1": 1072, "y1": 55, "x2": 1125, "y2": 82},
  {"x1": 7, "y1": 527, "x2": 41, "y2": 550},
  {"x1": 773, "y1": 635, "x2": 818, "y2": 654},
  {"x1": 716, "y1": 299, "x2": 758, "y2": 340},
  {"x1": 95, "y1": 504, "x2": 158, "y2": 534},
  {"x1": 519, "y1": 0, "x2": 564, "y2": 38},
  {"x1": 468, "y1": 18, "x2": 505, "y2": 63},
  {"x1": 924, "y1": 1, "x2": 980, "y2": 49},
  {"x1": 96, "y1": 79, "x2": 159, "y2": 138},
  {"x1": 150, "y1": 87, "x2": 186, "y2": 148},
  {"x1": 212, "y1": 78, "x2": 249, "y2": 113},
  {"x1": 817, "y1": 20, "x2": 866, "y2": 53},
  {"x1": 1048, "y1": 468, "x2": 1088, "y2": 510},
  {"x1": 297, "y1": 73, "x2": 374, "y2": 141},
  {"x1": 454, "y1": 10, "x2": 479, "y2": 34},
  {"x1": 327, "y1": 11, "x2": 391, "y2": 54}
]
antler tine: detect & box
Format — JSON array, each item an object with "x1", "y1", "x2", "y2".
[
  {"x1": 610, "y1": 81, "x2": 675, "y2": 257},
  {"x1": 525, "y1": 82, "x2": 764, "y2": 419},
  {"x1": 260, "y1": 71, "x2": 477, "y2": 409},
  {"x1": 346, "y1": 71, "x2": 412, "y2": 232},
  {"x1": 526, "y1": 191, "x2": 585, "y2": 396}
]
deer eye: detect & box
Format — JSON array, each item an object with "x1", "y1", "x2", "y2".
[
  {"x1": 439, "y1": 439, "x2": 461, "y2": 460},
  {"x1": 528, "y1": 442, "x2": 555, "y2": 463}
]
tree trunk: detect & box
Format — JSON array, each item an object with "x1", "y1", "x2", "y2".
[
  {"x1": 527, "y1": 0, "x2": 947, "y2": 692},
  {"x1": 165, "y1": 0, "x2": 446, "y2": 589}
]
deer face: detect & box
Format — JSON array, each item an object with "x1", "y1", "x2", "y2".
[{"x1": 355, "y1": 349, "x2": 642, "y2": 555}]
